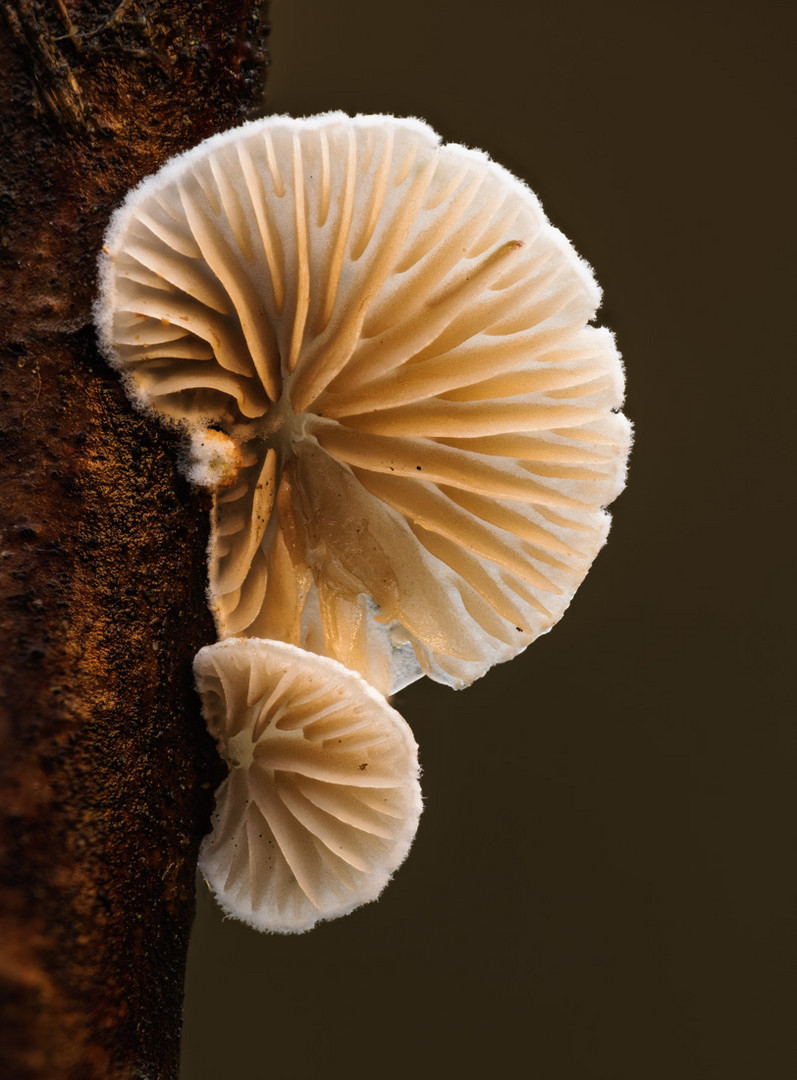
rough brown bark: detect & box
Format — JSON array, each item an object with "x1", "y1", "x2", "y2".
[{"x1": 0, "y1": 3, "x2": 270, "y2": 1077}]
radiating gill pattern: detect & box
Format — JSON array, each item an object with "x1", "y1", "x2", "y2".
[
  {"x1": 97, "y1": 113, "x2": 631, "y2": 693},
  {"x1": 194, "y1": 639, "x2": 422, "y2": 934}
]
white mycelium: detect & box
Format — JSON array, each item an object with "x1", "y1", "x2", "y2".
[{"x1": 97, "y1": 112, "x2": 630, "y2": 695}]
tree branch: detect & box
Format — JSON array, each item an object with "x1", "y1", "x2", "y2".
[{"x1": 0, "y1": 2, "x2": 270, "y2": 1076}]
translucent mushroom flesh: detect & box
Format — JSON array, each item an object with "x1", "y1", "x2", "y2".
[
  {"x1": 97, "y1": 113, "x2": 631, "y2": 694},
  {"x1": 194, "y1": 638, "x2": 422, "y2": 933}
]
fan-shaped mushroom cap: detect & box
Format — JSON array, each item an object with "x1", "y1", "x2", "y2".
[
  {"x1": 97, "y1": 113, "x2": 631, "y2": 694},
  {"x1": 194, "y1": 638, "x2": 422, "y2": 933}
]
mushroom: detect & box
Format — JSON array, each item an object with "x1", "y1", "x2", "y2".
[
  {"x1": 96, "y1": 112, "x2": 630, "y2": 694},
  {"x1": 193, "y1": 637, "x2": 422, "y2": 933}
]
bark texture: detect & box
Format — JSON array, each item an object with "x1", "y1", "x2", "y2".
[{"x1": 0, "y1": 3, "x2": 270, "y2": 1077}]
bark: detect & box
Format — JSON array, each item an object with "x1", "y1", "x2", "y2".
[{"x1": 0, "y1": 3, "x2": 270, "y2": 1077}]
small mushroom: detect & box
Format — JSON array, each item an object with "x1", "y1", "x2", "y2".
[
  {"x1": 194, "y1": 637, "x2": 422, "y2": 933},
  {"x1": 96, "y1": 113, "x2": 630, "y2": 694}
]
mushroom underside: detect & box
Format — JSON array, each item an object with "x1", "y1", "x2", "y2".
[
  {"x1": 194, "y1": 638, "x2": 423, "y2": 933},
  {"x1": 96, "y1": 112, "x2": 630, "y2": 694}
]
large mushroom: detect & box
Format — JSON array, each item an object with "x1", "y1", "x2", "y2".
[
  {"x1": 194, "y1": 638, "x2": 422, "y2": 933},
  {"x1": 96, "y1": 112, "x2": 630, "y2": 695}
]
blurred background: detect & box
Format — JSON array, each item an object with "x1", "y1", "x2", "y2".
[{"x1": 180, "y1": 2, "x2": 794, "y2": 1077}]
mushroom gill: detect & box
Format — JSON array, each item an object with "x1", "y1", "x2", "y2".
[
  {"x1": 96, "y1": 112, "x2": 631, "y2": 694},
  {"x1": 194, "y1": 638, "x2": 422, "y2": 933}
]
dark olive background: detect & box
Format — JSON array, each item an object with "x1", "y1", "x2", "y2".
[{"x1": 180, "y1": 3, "x2": 795, "y2": 1077}]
